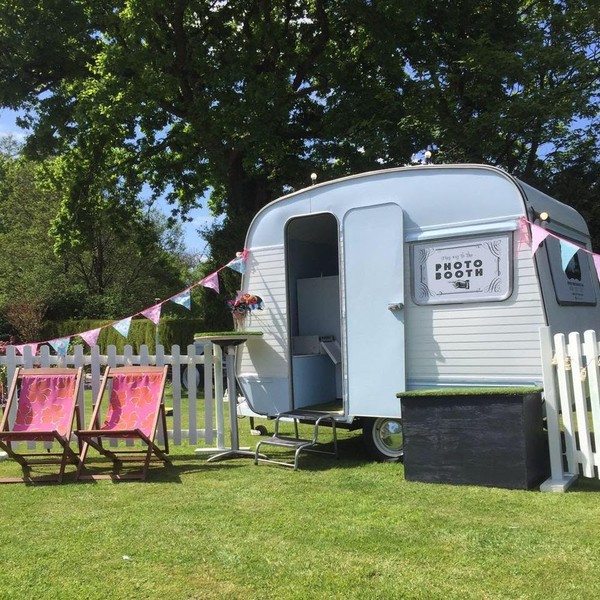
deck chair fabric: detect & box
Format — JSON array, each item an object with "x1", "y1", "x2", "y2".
[
  {"x1": 75, "y1": 365, "x2": 170, "y2": 481},
  {"x1": 0, "y1": 367, "x2": 83, "y2": 483}
]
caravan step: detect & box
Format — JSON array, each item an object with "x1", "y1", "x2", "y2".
[
  {"x1": 258, "y1": 435, "x2": 314, "y2": 449},
  {"x1": 277, "y1": 409, "x2": 336, "y2": 422},
  {"x1": 254, "y1": 411, "x2": 339, "y2": 470}
]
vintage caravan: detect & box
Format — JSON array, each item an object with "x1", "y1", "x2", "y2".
[{"x1": 235, "y1": 165, "x2": 600, "y2": 460}]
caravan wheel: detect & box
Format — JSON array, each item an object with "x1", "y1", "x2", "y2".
[{"x1": 362, "y1": 418, "x2": 404, "y2": 462}]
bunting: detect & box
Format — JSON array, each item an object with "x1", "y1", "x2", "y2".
[
  {"x1": 11, "y1": 223, "x2": 600, "y2": 354},
  {"x1": 170, "y1": 289, "x2": 191, "y2": 309},
  {"x1": 199, "y1": 272, "x2": 220, "y2": 294},
  {"x1": 49, "y1": 337, "x2": 70, "y2": 355},
  {"x1": 141, "y1": 304, "x2": 162, "y2": 325},
  {"x1": 559, "y1": 240, "x2": 579, "y2": 271},
  {"x1": 7, "y1": 250, "x2": 249, "y2": 353},
  {"x1": 80, "y1": 328, "x2": 102, "y2": 348},
  {"x1": 523, "y1": 217, "x2": 600, "y2": 281},
  {"x1": 15, "y1": 343, "x2": 39, "y2": 356},
  {"x1": 530, "y1": 224, "x2": 549, "y2": 255},
  {"x1": 113, "y1": 317, "x2": 132, "y2": 338},
  {"x1": 594, "y1": 255, "x2": 600, "y2": 279},
  {"x1": 226, "y1": 250, "x2": 248, "y2": 274},
  {"x1": 517, "y1": 217, "x2": 531, "y2": 254}
]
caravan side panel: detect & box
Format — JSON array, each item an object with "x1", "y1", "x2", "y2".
[
  {"x1": 237, "y1": 245, "x2": 291, "y2": 414},
  {"x1": 405, "y1": 239, "x2": 546, "y2": 387}
]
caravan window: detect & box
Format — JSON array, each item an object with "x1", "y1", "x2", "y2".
[
  {"x1": 411, "y1": 232, "x2": 513, "y2": 305},
  {"x1": 545, "y1": 236, "x2": 596, "y2": 306}
]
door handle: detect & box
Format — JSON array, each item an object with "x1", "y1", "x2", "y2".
[{"x1": 387, "y1": 302, "x2": 404, "y2": 311}]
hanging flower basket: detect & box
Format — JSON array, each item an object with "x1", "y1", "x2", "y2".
[{"x1": 227, "y1": 293, "x2": 264, "y2": 330}]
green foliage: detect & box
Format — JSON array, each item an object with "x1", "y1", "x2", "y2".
[
  {"x1": 44, "y1": 318, "x2": 208, "y2": 353},
  {"x1": 0, "y1": 0, "x2": 428, "y2": 260},
  {"x1": 0, "y1": 149, "x2": 196, "y2": 332},
  {"x1": 0, "y1": 1, "x2": 598, "y2": 267},
  {"x1": 0, "y1": 155, "x2": 64, "y2": 302}
]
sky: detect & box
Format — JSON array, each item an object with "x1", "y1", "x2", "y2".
[{"x1": 0, "y1": 109, "x2": 219, "y2": 255}]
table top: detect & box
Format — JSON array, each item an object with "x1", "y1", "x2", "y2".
[{"x1": 194, "y1": 331, "x2": 263, "y2": 348}]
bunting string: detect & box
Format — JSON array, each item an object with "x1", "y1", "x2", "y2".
[
  {"x1": 519, "y1": 216, "x2": 600, "y2": 280},
  {"x1": 23, "y1": 218, "x2": 600, "y2": 355},
  {"x1": 14, "y1": 249, "x2": 250, "y2": 354}
]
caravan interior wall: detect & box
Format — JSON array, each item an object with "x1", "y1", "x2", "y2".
[{"x1": 237, "y1": 165, "x2": 600, "y2": 418}]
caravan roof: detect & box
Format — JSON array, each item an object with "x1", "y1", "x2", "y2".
[{"x1": 246, "y1": 164, "x2": 589, "y2": 248}]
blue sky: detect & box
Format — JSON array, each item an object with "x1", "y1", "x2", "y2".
[{"x1": 0, "y1": 109, "x2": 217, "y2": 255}]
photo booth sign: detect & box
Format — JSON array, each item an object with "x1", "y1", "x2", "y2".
[{"x1": 412, "y1": 233, "x2": 512, "y2": 305}]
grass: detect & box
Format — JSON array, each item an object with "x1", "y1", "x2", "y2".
[{"x1": 1, "y1": 394, "x2": 600, "y2": 599}]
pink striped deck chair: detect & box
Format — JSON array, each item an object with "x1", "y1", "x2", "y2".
[
  {"x1": 0, "y1": 367, "x2": 83, "y2": 484},
  {"x1": 75, "y1": 366, "x2": 170, "y2": 481}
]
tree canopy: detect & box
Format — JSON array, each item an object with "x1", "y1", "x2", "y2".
[{"x1": 0, "y1": 0, "x2": 598, "y2": 259}]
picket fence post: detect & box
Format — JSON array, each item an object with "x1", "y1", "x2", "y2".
[
  {"x1": 539, "y1": 326, "x2": 600, "y2": 492},
  {"x1": 584, "y1": 330, "x2": 600, "y2": 476},
  {"x1": 539, "y1": 327, "x2": 571, "y2": 491}
]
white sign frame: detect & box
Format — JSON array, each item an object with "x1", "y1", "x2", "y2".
[{"x1": 411, "y1": 233, "x2": 513, "y2": 305}]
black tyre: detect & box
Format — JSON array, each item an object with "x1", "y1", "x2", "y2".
[
  {"x1": 254, "y1": 424, "x2": 268, "y2": 436},
  {"x1": 362, "y1": 417, "x2": 404, "y2": 462}
]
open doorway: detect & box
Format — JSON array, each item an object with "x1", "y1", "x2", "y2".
[{"x1": 285, "y1": 213, "x2": 343, "y2": 412}]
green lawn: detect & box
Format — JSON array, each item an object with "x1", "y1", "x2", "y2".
[{"x1": 1, "y1": 394, "x2": 600, "y2": 600}]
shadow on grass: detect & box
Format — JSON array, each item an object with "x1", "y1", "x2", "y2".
[
  {"x1": 570, "y1": 476, "x2": 600, "y2": 493},
  {"x1": 71, "y1": 452, "x2": 257, "y2": 484},
  {"x1": 8, "y1": 437, "x2": 377, "y2": 484},
  {"x1": 250, "y1": 434, "x2": 393, "y2": 473}
]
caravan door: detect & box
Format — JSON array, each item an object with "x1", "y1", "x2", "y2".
[{"x1": 343, "y1": 203, "x2": 405, "y2": 417}]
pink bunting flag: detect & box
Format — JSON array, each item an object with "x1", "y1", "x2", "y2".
[
  {"x1": 80, "y1": 328, "x2": 101, "y2": 348},
  {"x1": 530, "y1": 223, "x2": 550, "y2": 255},
  {"x1": 517, "y1": 217, "x2": 531, "y2": 254},
  {"x1": 15, "y1": 343, "x2": 39, "y2": 356},
  {"x1": 199, "y1": 272, "x2": 220, "y2": 294},
  {"x1": 141, "y1": 303, "x2": 162, "y2": 325},
  {"x1": 593, "y1": 255, "x2": 600, "y2": 282}
]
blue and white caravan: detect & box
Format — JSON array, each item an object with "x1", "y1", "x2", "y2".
[{"x1": 235, "y1": 164, "x2": 600, "y2": 460}]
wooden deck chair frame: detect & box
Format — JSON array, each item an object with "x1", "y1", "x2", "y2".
[
  {"x1": 0, "y1": 367, "x2": 84, "y2": 484},
  {"x1": 75, "y1": 365, "x2": 171, "y2": 481}
]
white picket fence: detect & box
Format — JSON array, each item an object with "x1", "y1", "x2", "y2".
[
  {"x1": 540, "y1": 326, "x2": 600, "y2": 491},
  {"x1": 0, "y1": 343, "x2": 226, "y2": 449}
]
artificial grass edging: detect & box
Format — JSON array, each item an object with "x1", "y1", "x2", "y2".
[{"x1": 397, "y1": 386, "x2": 543, "y2": 398}]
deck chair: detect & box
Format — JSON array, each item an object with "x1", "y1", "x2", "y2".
[
  {"x1": 0, "y1": 367, "x2": 84, "y2": 484},
  {"x1": 75, "y1": 365, "x2": 170, "y2": 481}
]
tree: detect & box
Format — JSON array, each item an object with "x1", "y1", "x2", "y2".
[
  {"x1": 0, "y1": 148, "x2": 69, "y2": 339},
  {"x1": 0, "y1": 145, "x2": 192, "y2": 340},
  {"x1": 404, "y1": 0, "x2": 600, "y2": 181},
  {"x1": 0, "y1": 0, "x2": 598, "y2": 259},
  {"x1": 0, "y1": 1, "x2": 426, "y2": 263}
]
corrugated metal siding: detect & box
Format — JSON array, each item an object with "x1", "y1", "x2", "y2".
[
  {"x1": 238, "y1": 246, "x2": 289, "y2": 377},
  {"x1": 405, "y1": 245, "x2": 546, "y2": 385}
]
